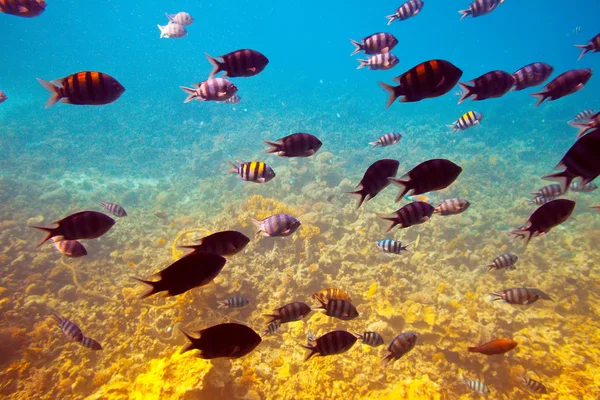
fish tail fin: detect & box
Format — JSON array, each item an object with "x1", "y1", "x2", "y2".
[
  {"x1": 263, "y1": 314, "x2": 279, "y2": 324},
  {"x1": 388, "y1": 178, "x2": 409, "y2": 202},
  {"x1": 385, "y1": 14, "x2": 397, "y2": 25},
  {"x1": 36, "y1": 78, "x2": 62, "y2": 109},
  {"x1": 368, "y1": 141, "x2": 380, "y2": 147},
  {"x1": 530, "y1": 91, "x2": 548, "y2": 107},
  {"x1": 264, "y1": 140, "x2": 281, "y2": 154},
  {"x1": 378, "y1": 82, "x2": 400, "y2": 109},
  {"x1": 380, "y1": 354, "x2": 393, "y2": 367},
  {"x1": 542, "y1": 171, "x2": 571, "y2": 195},
  {"x1": 574, "y1": 44, "x2": 591, "y2": 61},
  {"x1": 205, "y1": 53, "x2": 223, "y2": 79},
  {"x1": 132, "y1": 277, "x2": 159, "y2": 299},
  {"x1": 217, "y1": 301, "x2": 227, "y2": 309},
  {"x1": 458, "y1": 9, "x2": 471, "y2": 21},
  {"x1": 569, "y1": 122, "x2": 591, "y2": 139},
  {"x1": 356, "y1": 59, "x2": 369, "y2": 69},
  {"x1": 509, "y1": 228, "x2": 533, "y2": 247},
  {"x1": 457, "y1": 82, "x2": 473, "y2": 104},
  {"x1": 346, "y1": 189, "x2": 366, "y2": 209},
  {"x1": 228, "y1": 160, "x2": 239, "y2": 173},
  {"x1": 467, "y1": 346, "x2": 478, "y2": 353},
  {"x1": 31, "y1": 225, "x2": 56, "y2": 248},
  {"x1": 157, "y1": 24, "x2": 166, "y2": 39},
  {"x1": 349, "y1": 39, "x2": 362, "y2": 56},
  {"x1": 179, "y1": 86, "x2": 198, "y2": 103},
  {"x1": 179, "y1": 327, "x2": 198, "y2": 353},
  {"x1": 446, "y1": 124, "x2": 457, "y2": 132},
  {"x1": 250, "y1": 218, "x2": 264, "y2": 236},
  {"x1": 377, "y1": 214, "x2": 398, "y2": 233},
  {"x1": 51, "y1": 313, "x2": 62, "y2": 324},
  {"x1": 404, "y1": 241, "x2": 415, "y2": 250},
  {"x1": 299, "y1": 344, "x2": 318, "y2": 361}
]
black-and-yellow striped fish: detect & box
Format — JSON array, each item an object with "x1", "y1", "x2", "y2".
[
  {"x1": 37, "y1": 71, "x2": 125, "y2": 108},
  {"x1": 228, "y1": 161, "x2": 275, "y2": 183},
  {"x1": 447, "y1": 111, "x2": 483, "y2": 132},
  {"x1": 0, "y1": 0, "x2": 46, "y2": 18}
]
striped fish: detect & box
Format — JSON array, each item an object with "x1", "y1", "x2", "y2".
[
  {"x1": 217, "y1": 295, "x2": 249, "y2": 309},
  {"x1": 458, "y1": 0, "x2": 504, "y2": 20},
  {"x1": 301, "y1": 330, "x2": 357, "y2": 361},
  {"x1": 570, "y1": 180, "x2": 598, "y2": 192},
  {"x1": 447, "y1": 111, "x2": 483, "y2": 132},
  {"x1": 81, "y1": 336, "x2": 103, "y2": 351},
  {"x1": 461, "y1": 376, "x2": 490, "y2": 395},
  {"x1": 157, "y1": 22, "x2": 187, "y2": 39},
  {"x1": 229, "y1": 161, "x2": 275, "y2": 183},
  {"x1": 52, "y1": 313, "x2": 83, "y2": 343},
  {"x1": 376, "y1": 239, "x2": 413, "y2": 254},
  {"x1": 531, "y1": 69, "x2": 593, "y2": 107},
  {"x1": 0, "y1": 90, "x2": 7, "y2": 104},
  {"x1": 390, "y1": 159, "x2": 463, "y2": 202},
  {"x1": 570, "y1": 112, "x2": 599, "y2": 139},
  {"x1": 490, "y1": 287, "x2": 553, "y2": 305},
  {"x1": 37, "y1": 72, "x2": 125, "y2": 108},
  {"x1": 434, "y1": 198, "x2": 470, "y2": 215},
  {"x1": 510, "y1": 199, "x2": 575, "y2": 246},
  {"x1": 206, "y1": 49, "x2": 269, "y2": 78},
  {"x1": 32, "y1": 211, "x2": 116, "y2": 248},
  {"x1": 528, "y1": 195, "x2": 553, "y2": 206},
  {"x1": 512, "y1": 62, "x2": 554, "y2": 91},
  {"x1": 458, "y1": 71, "x2": 515, "y2": 104},
  {"x1": 265, "y1": 133, "x2": 323, "y2": 158},
  {"x1": 165, "y1": 11, "x2": 194, "y2": 26},
  {"x1": 317, "y1": 298, "x2": 359, "y2": 320},
  {"x1": 386, "y1": 0, "x2": 425, "y2": 25},
  {"x1": 520, "y1": 374, "x2": 548, "y2": 394},
  {"x1": 311, "y1": 288, "x2": 352, "y2": 303},
  {"x1": 382, "y1": 332, "x2": 418, "y2": 366},
  {"x1": 531, "y1": 183, "x2": 563, "y2": 199},
  {"x1": 99, "y1": 201, "x2": 127, "y2": 217},
  {"x1": 569, "y1": 109, "x2": 596, "y2": 125},
  {"x1": 350, "y1": 32, "x2": 398, "y2": 56},
  {"x1": 224, "y1": 94, "x2": 241, "y2": 104},
  {"x1": 251, "y1": 213, "x2": 300, "y2": 237},
  {"x1": 379, "y1": 201, "x2": 435, "y2": 232},
  {"x1": 369, "y1": 132, "x2": 402, "y2": 148},
  {"x1": 487, "y1": 253, "x2": 518, "y2": 271},
  {"x1": 265, "y1": 302, "x2": 312, "y2": 324},
  {"x1": 180, "y1": 78, "x2": 238, "y2": 103},
  {"x1": 0, "y1": 0, "x2": 46, "y2": 17},
  {"x1": 51, "y1": 237, "x2": 87, "y2": 258},
  {"x1": 357, "y1": 53, "x2": 399, "y2": 70},
  {"x1": 575, "y1": 34, "x2": 600, "y2": 61},
  {"x1": 263, "y1": 320, "x2": 282, "y2": 335},
  {"x1": 356, "y1": 331, "x2": 384, "y2": 347}
]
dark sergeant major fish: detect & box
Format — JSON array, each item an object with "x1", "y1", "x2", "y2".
[
  {"x1": 347, "y1": 159, "x2": 399, "y2": 208},
  {"x1": 487, "y1": 253, "x2": 518, "y2": 271},
  {"x1": 457, "y1": 70, "x2": 515, "y2": 104},
  {"x1": 389, "y1": 159, "x2": 462, "y2": 202},
  {"x1": 531, "y1": 183, "x2": 563, "y2": 199},
  {"x1": 180, "y1": 78, "x2": 238, "y2": 103},
  {"x1": 205, "y1": 49, "x2": 269, "y2": 78},
  {"x1": 458, "y1": 0, "x2": 504, "y2": 20},
  {"x1": 570, "y1": 181, "x2": 597, "y2": 192},
  {"x1": 134, "y1": 252, "x2": 227, "y2": 298},
  {"x1": 217, "y1": 295, "x2": 249, "y2": 309},
  {"x1": 180, "y1": 323, "x2": 261, "y2": 359},
  {"x1": 379, "y1": 201, "x2": 435, "y2": 232},
  {"x1": 357, "y1": 53, "x2": 399, "y2": 71},
  {"x1": 376, "y1": 239, "x2": 413, "y2": 254},
  {"x1": 446, "y1": 111, "x2": 483, "y2": 132},
  {"x1": 300, "y1": 330, "x2": 357, "y2": 361},
  {"x1": 157, "y1": 22, "x2": 187, "y2": 39},
  {"x1": 381, "y1": 331, "x2": 417, "y2": 366},
  {"x1": 37, "y1": 72, "x2": 125, "y2": 108},
  {"x1": 99, "y1": 201, "x2": 127, "y2": 217},
  {"x1": 179, "y1": 230, "x2": 250, "y2": 257},
  {"x1": 51, "y1": 237, "x2": 87, "y2": 258},
  {"x1": 379, "y1": 59, "x2": 463, "y2": 107},
  {"x1": 512, "y1": 62, "x2": 554, "y2": 91},
  {"x1": 0, "y1": 0, "x2": 45, "y2": 17},
  {"x1": 510, "y1": 199, "x2": 575, "y2": 246},
  {"x1": 575, "y1": 33, "x2": 600, "y2": 61},
  {"x1": 531, "y1": 69, "x2": 592, "y2": 107},
  {"x1": 355, "y1": 331, "x2": 385, "y2": 347},
  {"x1": 369, "y1": 132, "x2": 402, "y2": 148},
  {"x1": 468, "y1": 338, "x2": 517, "y2": 355},
  {"x1": 52, "y1": 314, "x2": 102, "y2": 350},
  {"x1": 386, "y1": 0, "x2": 424, "y2": 25},
  {"x1": 316, "y1": 298, "x2": 359, "y2": 321},
  {"x1": 251, "y1": 213, "x2": 301, "y2": 237},
  {"x1": 570, "y1": 111, "x2": 599, "y2": 139},
  {"x1": 264, "y1": 133, "x2": 322, "y2": 158},
  {"x1": 265, "y1": 302, "x2": 312, "y2": 324},
  {"x1": 0, "y1": 90, "x2": 6, "y2": 104},
  {"x1": 490, "y1": 287, "x2": 553, "y2": 305},
  {"x1": 165, "y1": 11, "x2": 194, "y2": 26},
  {"x1": 32, "y1": 211, "x2": 116, "y2": 247},
  {"x1": 229, "y1": 161, "x2": 276, "y2": 183},
  {"x1": 311, "y1": 288, "x2": 352, "y2": 303},
  {"x1": 350, "y1": 32, "x2": 398, "y2": 56},
  {"x1": 520, "y1": 373, "x2": 548, "y2": 394},
  {"x1": 434, "y1": 198, "x2": 470, "y2": 215},
  {"x1": 461, "y1": 376, "x2": 490, "y2": 395}
]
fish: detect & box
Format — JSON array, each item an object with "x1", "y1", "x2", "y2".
[
  {"x1": 355, "y1": 331, "x2": 385, "y2": 347},
  {"x1": 528, "y1": 195, "x2": 552, "y2": 206},
  {"x1": 461, "y1": 376, "x2": 490, "y2": 394},
  {"x1": 575, "y1": 33, "x2": 600, "y2": 61},
  {"x1": 404, "y1": 195, "x2": 431, "y2": 203},
  {"x1": 224, "y1": 94, "x2": 241, "y2": 104},
  {"x1": 180, "y1": 78, "x2": 238, "y2": 103},
  {"x1": 520, "y1": 373, "x2": 548, "y2": 394},
  {"x1": 228, "y1": 161, "x2": 276, "y2": 183},
  {"x1": 568, "y1": 109, "x2": 596, "y2": 125},
  {"x1": 570, "y1": 111, "x2": 599, "y2": 139},
  {"x1": 133, "y1": 252, "x2": 227, "y2": 298},
  {"x1": 369, "y1": 132, "x2": 402, "y2": 148},
  {"x1": 570, "y1": 180, "x2": 598, "y2": 192},
  {"x1": 300, "y1": 330, "x2": 357, "y2": 361},
  {"x1": 487, "y1": 253, "x2": 518, "y2": 271},
  {"x1": 357, "y1": 53, "x2": 399, "y2": 70},
  {"x1": 205, "y1": 49, "x2": 269, "y2": 78},
  {"x1": 386, "y1": 0, "x2": 425, "y2": 25},
  {"x1": 510, "y1": 199, "x2": 576, "y2": 246},
  {"x1": 262, "y1": 320, "x2": 282, "y2": 335},
  {"x1": 376, "y1": 239, "x2": 413, "y2": 254},
  {"x1": 458, "y1": 0, "x2": 504, "y2": 20},
  {"x1": 490, "y1": 287, "x2": 553, "y2": 305},
  {"x1": 390, "y1": 159, "x2": 463, "y2": 202},
  {"x1": 379, "y1": 59, "x2": 463, "y2": 107},
  {"x1": 531, "y1": 69, "x2": 593, "y2": 107},
  {"x1": 457, "y1": 70, "x2": 515, "y2": 104},
  {"x1": 251, "y1": 213, "x2": 301, "y2": 237},
  {"x1": 36, "y1": 72, "x2": 125, "y2": 108},
  {"x1": 350, "y1": 32, "x2": 398, "y2": 56},
  {"x1": 264, "y1": 302, "x2": 312, "y2": 324},
  {"x1": 180, "y1": 323, "x2": 261, "y2": 359},
  {"x1": 52, "y1": 313, "x2": 83, "y2": 343},
  {"x1": 511, "y1": 62, "x2": 554, "y2": 91},
  {"x1": 311, "y1": 288, "x2": 352, "y2": 303},
  {"x1": 379, "y1": 201, "x2": 435, "y2": 232},
  {"x1": 99, "y1": 201, "x2": 127, "y2": 217},
  {"x1": 434, "y1": 198, "x2": 470, "y2": 215},
  {"x1": 0, "y1": 90, "x2": 7, "y2": 104},
  {"x1": 51, "y1": 237, "x2": 87, "y2": 258},
  {"x1": 31, "y1": 211, "x2": 115, "y2": 247},
  {"x1": 468, "y1": 338, "x2": 517, "y2": 355},
  {"x1": 531, "y1": 183, "x2": 564, "y2": 199},
  {"x1": 381, "y1": 331, "x2": 418, "y2": 366},
  {"x1": 157, "y1": 22, "x2": 187, "y2": 39},
  {"x1": 154, "y1": 211, "x2": 168, "y2": 219},
  {"x1": 347, "y1": 159, "x2": 399, "y2": 208},
  {"x1": 316, "y1": 298, "x2": 359, "y2": 321},
  {"x1": 180, "y1": 231, "x2": 250, "y2": 257},
  {"x1": 165, "y1": 11, "x2": 194, "y2": 26},
  {"x1": 591, "y1": 206, "x2": 600, "y2": 211},
  {"x1": 446, "y1": 111, "x2": 483, "y2": 132},
  {"x1": 0, "y1": 0, "x2": 45, "y2": 17},
  {"x1": 306, "y1": 330, "x2": 316, "y2": 344},
  {"x1": 264, "y1": 133, "x2": 323, "y2": 158},
  {"x1": 81, "y1": 336, "x2": 103, "y2": 351},
  {"x1": 217, "y1": 295, "x2": 249, "y2": 309}
]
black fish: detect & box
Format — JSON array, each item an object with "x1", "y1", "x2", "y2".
[
  {"x1": 379, "y1": 201, "x2": 435, "y2": 232},
  {"x1": 356, "y1": 331, "x2": 385, "y2": 347},
  {"x1": 458, "y1": 70, "x2": 515, "y2": 104},
  {"x1": 0, "y1": 0, "x2": 46, "y2": 18},
  {"x1": 350, "y1": 32, "x2": 398, "y2": 55},
  {"x1": 99, "y1": 201, "x2": 127, "y2": 217},
  {"x1": 180, "y1": 323, "x2": 261, "y2": 359},
  {"x1": 510, "y1": 199, "x2": 575, "y2": 246},
  {"x1": 575, "y1": 33, "x2": 600, "y2": 61},
  {"x1": 81, "y1": 336, "x2": 103, "y2": 350},
  {"x1": 32, "y1": 211, "x2": 115, "y2": 247},
  {"x1": 180, "y1": 230, "x2": 250, "y2": 257},
  {"x1": 264, "y1": 133, "x2": 322, "y2": 158},
  {"x1": 37, "y1": 71, "x2": 125, "y2": 108},
  {"x1": 205, "y1": 49, "x2": 269, "y2": 78},
  {"x1": 52, "y1": 313, "x2": 83, "y2": 342},
  {"x1": 531, "y1": 69, "x2": 592, "y2": 107},
  {"x1": 512, "y1": 62, "x2": 554, "y2": 91},
  {"x1": 265, "y1": 302, "x2": 312, "y2": 324},
  {"x1": 490, "y1": 287, "x2": 552, "y2": 305},
  {"x1": 134, "y1": 252, "x2": 227, "y2": 298},
  {"x1": 347, "y1": 159, "x2": 399, "y2": 208},
  {"x1": 389, "y1": 159, "x2": 462, "y2": 201},
  {"x1": 317, "y1": 298, "x2": 359, "y2": 320},
  {"x1": 382, "y1": 331, "x2": 418, "y2": 366},
  {"x1": 300, "y1": 330, "x2": 357, "y2": 361}
]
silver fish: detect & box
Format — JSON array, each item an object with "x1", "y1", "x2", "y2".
[
  {"x1": 157, "y1": 22, "x2": 187, "y2": 39},
  {"x1": 217, "y1": 295, "x2": 249, "y2": 309},
  {"x1": 165, "y1": 12, "x2": 194, "y2": 26},
  {"x1": 251, "y1": 213, "x2": 301, "y2": 237}
]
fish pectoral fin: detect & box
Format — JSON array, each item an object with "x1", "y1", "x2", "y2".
[
  {"x1": 434, "y1": 76, "x2": 447, "y2": 89},
  {"x1": 574, "y1": 83, "x2": 585, "y2": 92},
  {"x1": 229, "y1": 346, "x2": 241, "y2": 357},
  {"x1": 247, "y1": 67, "x2": 256, "y2": 73},
  {"x1": 18, "y1": 6, "x2": 30, "y2": 12},
  {"x1": 59, "y1": 98, "x2": 73, "y2": 104}
]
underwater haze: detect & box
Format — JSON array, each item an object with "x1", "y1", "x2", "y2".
[{"x1": 1, "y1": 0, "x2": 600, "y2": 399}]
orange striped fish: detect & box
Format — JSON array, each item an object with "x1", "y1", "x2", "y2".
[
  {"x1": 0, "y1": 0, "x2": 46, "y2": 18},
  {"x1": 36, "y1": 71, "x2": 125, "y2": 108}
]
